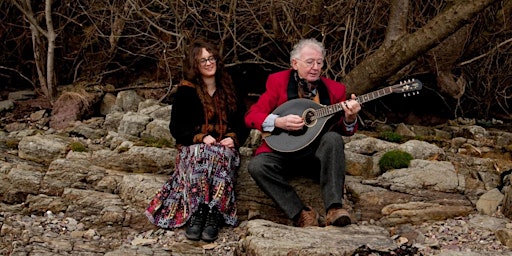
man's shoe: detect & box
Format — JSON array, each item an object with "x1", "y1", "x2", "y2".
[
  {"x1": 326, "y1": 207, "x2": 351, "y2": 227},
  {"x1": 185, "y1": 204, "x2": 208, "y2": 240},
  {"x1": 293, "y1": 206, "x2": 320, "y2": 227},
  {"x1": 201, "y1": 206, "x2": 223, "y2": 242}
]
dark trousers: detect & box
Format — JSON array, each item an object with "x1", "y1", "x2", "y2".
[{"x1": 248, "y1": 131, "x2": 347, "y2": 219}]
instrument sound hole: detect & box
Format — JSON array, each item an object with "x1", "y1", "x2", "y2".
[{"x1": 303, "y1": 109, "x2": 317, "y2": 127}]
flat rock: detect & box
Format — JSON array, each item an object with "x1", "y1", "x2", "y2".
[{"x1": 239, "y1": 219, "x2": 395, "y2": 255}]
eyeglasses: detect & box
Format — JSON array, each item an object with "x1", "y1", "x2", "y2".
[
  {"x1": 297, "y1": 58, "x2": 324, "y2": 68},
  {"x1": 199, "y1": 56, "x2": 216, "y2": 66}
]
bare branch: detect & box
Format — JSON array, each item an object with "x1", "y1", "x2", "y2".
[
  {"x1": 458, "y1": 37, "x2": 512, "y2": 66},
  {"x1": 0, "y1": 66, "x2": 36, "y2": 88},
  {"x1": 10, "y1": 0, "x2": 48, "y2": 37}
]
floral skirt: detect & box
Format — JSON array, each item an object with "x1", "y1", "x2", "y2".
[{"x1": 145, "y1": 143, "x2": 240, "y2": 229}]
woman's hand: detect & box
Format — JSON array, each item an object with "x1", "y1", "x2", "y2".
[
  {"x1": 219, "y1": 137, "x2": 235, "y2": 148},
  {"x1": 204, "y1": 135, "x2": 235, "y2": 148},
  {"x1": 202, "y1": 135, "x2": 216, "y2": 145}
]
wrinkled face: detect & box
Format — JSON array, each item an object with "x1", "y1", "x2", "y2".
[
  {"x1": 198, "y1": 48, "x2": 217, "y2": 78},
  {"x1": 291, "y1": 46, "x2": 324, "y2": 82}
]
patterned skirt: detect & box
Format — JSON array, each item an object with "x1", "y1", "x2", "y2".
[{"x1": 145, "y1": 143, "x2": 240, "y2": 229}]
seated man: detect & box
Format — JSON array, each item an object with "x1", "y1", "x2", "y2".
[{"x1": 245, "y1": 38, "x2": 361, "y2": 227}]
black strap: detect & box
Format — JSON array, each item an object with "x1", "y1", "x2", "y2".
[{"x1": 287, "y1": 71, "x2": 300, "y2": 100}]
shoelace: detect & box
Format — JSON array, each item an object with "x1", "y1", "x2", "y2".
[
  {"x1": 205, "y1": 208, "x2": 219, "y2": 227},
  {"x1": 190, "y1": 208, "x2": 205, "y2": 226}
]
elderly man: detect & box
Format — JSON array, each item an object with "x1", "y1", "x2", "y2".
[{"x1": 245, "y1": 38, "x2": 361, "y2": 227}]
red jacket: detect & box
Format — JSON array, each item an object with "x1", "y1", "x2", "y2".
[{"x1": 245, "y1": 69, "x2": 358, "y2": 155}]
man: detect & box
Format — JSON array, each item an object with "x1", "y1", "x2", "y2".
[{"x1": 245, "y1": 38, "x2": 361, "y2": 227}]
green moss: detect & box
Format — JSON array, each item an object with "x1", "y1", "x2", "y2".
[
  {"x1": 414, "y1": 135, "x2": 450, "y2": 148},
  {"x1": 378, "y1": 149, "x2": 413, "y2": 172},
  {"x1": 378, "y1": 131, "x2": 405, "y2": 143},
  {"x1": 69, "y1": 141, "x2": 87, "y2": 152}
]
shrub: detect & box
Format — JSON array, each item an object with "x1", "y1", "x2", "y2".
[
  {"x1": 378, "y1": 150, "x2": 413, "y2": 172},
  {"x1": 69, "y1": 141, "x2": 87, "y2": 152}
]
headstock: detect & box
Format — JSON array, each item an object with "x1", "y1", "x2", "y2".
[{"x1": 390, "y1": 79, "x2": 422, "y2": 96}]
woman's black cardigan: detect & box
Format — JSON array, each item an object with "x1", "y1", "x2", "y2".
[{"x1": 169, "y1": 84, "x2": 249, "y2": 148}]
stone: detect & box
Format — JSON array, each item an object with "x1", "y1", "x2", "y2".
[
  {"x1": 502, "y1": 186, "x2": 512, "y2": 219},
  {"x1": 476, "y1": 188, "x2": 504, "y2": 215}
]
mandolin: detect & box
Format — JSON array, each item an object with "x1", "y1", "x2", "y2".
[{"x1": 264, "y1": 79, "x2": 423, "y2": 152}]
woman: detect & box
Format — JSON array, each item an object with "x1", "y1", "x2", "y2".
[{"x1": 145, "y1": 39, "x2": 248, "y2": 242}]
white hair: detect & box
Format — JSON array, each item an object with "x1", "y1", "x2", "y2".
[{"x1": 290, "y1": 38, "x2": 326, "y2": 64}]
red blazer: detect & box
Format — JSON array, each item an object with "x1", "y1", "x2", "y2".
[{"x1": 245, "y1": 69, "x2": 358, "y2": 155}]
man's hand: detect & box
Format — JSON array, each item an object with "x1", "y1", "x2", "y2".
[
  {"x1": 275, "y1": 114, "x2": 305, "y2": 131},
  {"x1": 342, "y1": 94, "x2": 361, "y2": 123}
]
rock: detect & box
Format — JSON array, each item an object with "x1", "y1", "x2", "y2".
[
  {"x1": 238, "y1": 219, "x2": 396, "y2": 255},
  {"x1": 0, "y1": 100, "x2": 14, "y2": 113},
  {"x1": 502, "y1": 186, "x2": 512, "y2": 219},
  {"x1": 476, "y1": 188, "x2": 504, "y2": 215},
  {"x1": 49, "y1": 91, "x2": 100, "y2": 130},
  {"x1": 380, "y1": 202, "x2": 473, "y2": 226},
  {"x1": 495, "y1": 228, "x2": 512, "y2": 248},
  {"x1": 18, "y1": 134, "x2": 72, "y2": 164},
  {"x1": 8, "y1": 90, "x2": 36, "y2": 100},
  {"x1": 116, "y1": 90, "x2": 143, "y2": 113},
  {"x1": 395, "y1": 123, "x2": 416, "y2": 137},
  {"x1": 117, "y1": 111, "x2": 152, "y2": 137},
  {"x1": 377, "y1": 159, "x2": 465, "y2": 193},
  {"x1": 100, "y1": 93, "x2": 117, "y2": 116}
]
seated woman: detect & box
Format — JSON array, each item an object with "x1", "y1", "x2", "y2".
[{"x1": 145, "y1": 38, "x2": 248, "y2": 242}]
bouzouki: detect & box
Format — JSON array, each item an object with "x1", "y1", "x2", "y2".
[{"x1": 264, "y1": 79, "x2": 423, "y2": 152}]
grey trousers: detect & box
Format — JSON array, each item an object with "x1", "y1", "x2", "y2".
[{"x1": 248, "y1": 131, "x2": 346, "y2": 219}]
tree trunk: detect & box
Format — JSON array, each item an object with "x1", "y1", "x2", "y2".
[
  {"x1": 45, "y1": 0, "x2": 56, "y2": 102},
  {"x1": 343, "y1": 0, "x2": 501, "y2": 95},
  {"x1": 383, "y1": 0, "x2": 409, "y2": 47},
  {"x1": 18, "y1": 0, "x2": 47, "y2": 97},
  {"x1": 29, "y1": 18, "x2": 47, "y2": 97},
  {"x1": 13, "y1": 0, "x2": 56, "y2": 102}
]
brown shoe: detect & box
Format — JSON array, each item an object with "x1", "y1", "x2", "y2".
[
  {"x1": 293, "y1": 206, "x2": 320, "y2": 227},
  {"x1": 326, "y1": 208, "x2": 351, "y2": 227}
]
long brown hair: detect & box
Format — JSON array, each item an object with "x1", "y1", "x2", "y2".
[{"x1": 183, "y1": 39, "x2": 238, "y2": 117}]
